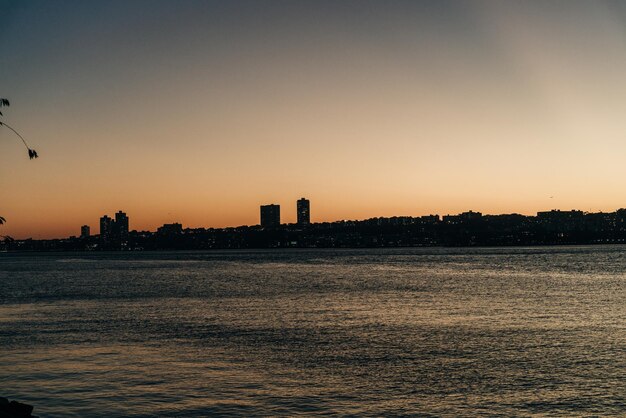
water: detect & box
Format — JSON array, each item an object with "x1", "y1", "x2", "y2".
[{"x1": 1, "y1": 247, "x2": 625, "y2": 417}]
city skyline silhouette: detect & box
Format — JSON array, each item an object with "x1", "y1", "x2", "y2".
[{"x1": 4, "y1": 197, "x2": 626, "y2": 249}]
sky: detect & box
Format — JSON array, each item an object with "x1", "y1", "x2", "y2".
[{"x1": 2, "y1": 0, "x2": 626, "y2": 238}]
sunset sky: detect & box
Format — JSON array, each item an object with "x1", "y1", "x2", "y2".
[{"x1": 2, "y1": 0, "x2": 626, "y2": 238}]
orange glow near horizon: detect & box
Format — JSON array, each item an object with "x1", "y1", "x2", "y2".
[{"x1": 2, "y1": 1, "x2": 626, "y2": 239}]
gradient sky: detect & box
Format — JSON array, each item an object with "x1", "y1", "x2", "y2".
[{"x1": 2, "y1": 0, "x2": 626, "y2": 238}]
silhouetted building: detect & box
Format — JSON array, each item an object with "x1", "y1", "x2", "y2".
[
  {"x1": 157, "y1": 223, "x2": 183, "y2": 235},
  {"x1": 443, "y1": 210, "x2": 482, "y2": 224},
  {"x1": 260, "y1": 204, "x2": 280, "y2": 228},
  {"x1": 297, "y1": 198, "x2": 310, "y2": 226},
  {"x1": 100, "y1": 215, "x2": 113, "y2": 242},
  {"x1": 114, "y1": 210, "x2": 129, "y2": 241},
  {"x1": 421, "y1": 215, "x2": 440, "y2": 224},
  {"x1": 99, "y1": 211, "x2": 130, "y2": 249},
  {"x1": 537, "y1": 209, "x2": 584, "y2": 220},
  {"x1": 80, "y1": 225, "x2": 90, "y2": 238}
]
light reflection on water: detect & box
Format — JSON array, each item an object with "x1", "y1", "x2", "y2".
[{"x1": 1, "y1": 247, "x2": 625, "y2": 416}]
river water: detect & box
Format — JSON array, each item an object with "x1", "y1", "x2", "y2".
[{"x1": 1, "y1": 247, "x2": 625, "y2": 416}]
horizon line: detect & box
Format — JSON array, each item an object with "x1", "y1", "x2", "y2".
[{"x1": 10, "y1": 205, "x2": 626, "y2": 241}]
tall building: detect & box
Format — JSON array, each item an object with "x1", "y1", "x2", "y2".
[
  {"x1": 297, "y1": 198, "x2": 310, "y2": 226},
  {"x1": 260, "y1": 204, "x2": 280, "y2": 228},
  {"x1": 114, "y1": 210, "x2": 129, "y2": 241},
  {"x1": 99, "y1": 211, "x2": 130, "y2": 249},
  {"x1": 100, "y1": 215, "x2": 112, "y2": 242},
  {"x1": 81, "y1": 225, "x2": 90, "y2": 238}
]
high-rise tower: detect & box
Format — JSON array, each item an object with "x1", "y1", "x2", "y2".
[
  {"x1": 100, "y1": 215, "x2": 112, "y2": 242},
  {"x1": 260, "y1": 204, "x2": 280, "y2": 228},
  {"x1": 297, "y1": 198, "x2": 310, "y2": 226},
  {"x1": 114, "y1": 210, "x2": 129, "y2": 241}
]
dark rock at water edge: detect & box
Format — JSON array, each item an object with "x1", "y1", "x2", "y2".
[{"x1": 0, "y1": 397, "x2": 38, "y2": 418}]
